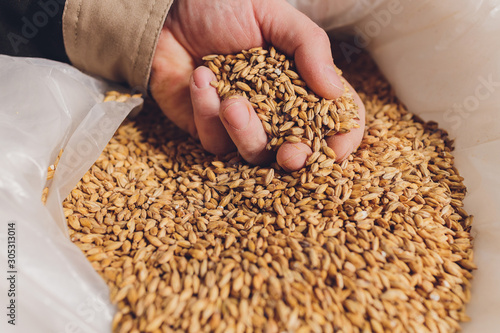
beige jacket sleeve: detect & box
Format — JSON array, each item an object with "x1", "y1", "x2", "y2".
[{"x1": 62, "y1": 0, "x2": 174, "y2": 93}]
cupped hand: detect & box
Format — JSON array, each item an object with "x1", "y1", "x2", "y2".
[{"x1": 150, "y1": 0, "x2": 365, "y2": 171}]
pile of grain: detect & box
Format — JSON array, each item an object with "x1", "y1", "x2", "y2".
[{"x1": 63, "y1": 50, "x2": 475, "y2": 333}]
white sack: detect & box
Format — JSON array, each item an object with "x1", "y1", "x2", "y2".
[{"x1": 0, "y1": 56, "x2": 142, "y2": 333}]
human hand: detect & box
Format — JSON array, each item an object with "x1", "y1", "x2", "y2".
[{"x1": 150, "y1": 0, "x2": 365, "y2": 171}]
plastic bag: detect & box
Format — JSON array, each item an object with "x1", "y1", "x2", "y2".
[
  {"x1": 0, "y1": 56, "x2": 142, "y2": 332},
  {"x1": 287, "y1": 0, "x2": 500, "y2": 331}
]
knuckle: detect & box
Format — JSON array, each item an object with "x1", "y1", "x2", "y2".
[{"x1": 310, "y1": 26, "x2": 330, "y2": 45}]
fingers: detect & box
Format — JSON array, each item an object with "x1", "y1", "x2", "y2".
[
  {"x1": 191, "y1": 67, "x2": 272, "y2": 164},
  {"x1": 191, "y1": 68, "x2": 365, "y2": 167},
  {"x1": 191, "y1": 66, "x2": 274, "y2": 164},
  {"x1": 190, "y1": 66, "x2": 235, "y2": 155},
  {"x1": 276, "y1": 142, "x2": 311, "y2": 172},
  {"x1": 254, "y1": 0, "x2": 345, "y2": 100},
  {"x1": 326, "y1": 81, "x2": 366, "y2": 161},
  {"x1": 219, "y1": 96, "x2": 273, "y2": 165}
]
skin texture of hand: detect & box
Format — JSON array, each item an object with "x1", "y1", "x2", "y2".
[{"x1": 150, "y1": 0, "x2": 365, "y2": 171}]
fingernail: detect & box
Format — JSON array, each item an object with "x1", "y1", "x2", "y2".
[
  {"x1": 324, "y1": 66, "x2": 345, "y2": 96},
  {"x1": 222, "y1": 101, "x2": 250, "y2": 130},
  {"x1": 193, "y1": 68, "x2": 212, "y2": 89}
]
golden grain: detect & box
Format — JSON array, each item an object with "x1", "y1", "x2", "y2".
[{"x1": 65, "y1": 50, "x2": 475, "y2": 333}]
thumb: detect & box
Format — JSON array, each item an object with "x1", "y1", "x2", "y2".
[{"x1": 253, "y1": 0, "x2": 345, "y2": 100}]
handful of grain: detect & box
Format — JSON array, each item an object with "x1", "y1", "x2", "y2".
[{"x1": 204, "y1": 47, "x2": 359, "y2": 160}]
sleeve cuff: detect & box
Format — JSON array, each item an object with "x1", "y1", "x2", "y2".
[{"x1": 62, "y1": 0, "x2": 174, "y2": 93}]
